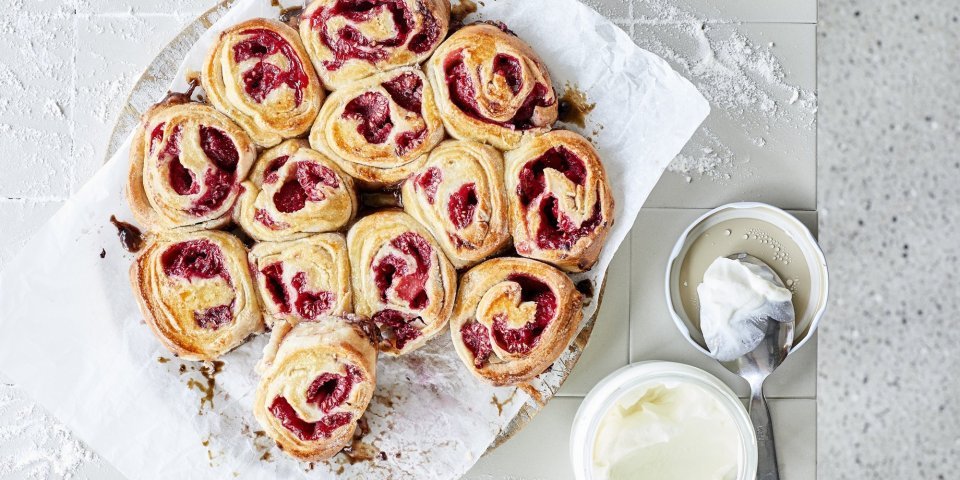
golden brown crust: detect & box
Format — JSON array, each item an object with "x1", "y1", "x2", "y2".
[
  {"x1": 450, "y1": 257, "x2": 582, "y2": 386},
  {"x1": 401, "y1": 140, "x2": 512, "y2": 268},
  {"x1": 202, "y1": 18, "x2": 323, "y2": 147},
  {"x1": 503, "y1": 130, "x2": 614, "y2": 273},
  {"x1": 248, "y1": 234, "x2": 353, "y2": 329},
  {"x1": 299, "y1": 0, "x2": 451, "y2": 91},
  {"x1": 347, "y1": 211, "x2": 457, "y2": 355},
  {"x1": 425, "y1": 23, "x2": 558, "y2": 150},
  {"x1": 129, "y1": 230, "x2": 264, "y2": 361},
  {"x1": 309, "y1": 67, "x2": 445, "y2": 187},
  {"x1": 126, "y1": 101, "x2": 257, "y2": 232},
  {"x1": 254, "y1": 315, "x2": 378, "y2": 462},
  {"x1": 233, "y1": 140, "x2": 358, "y2": 242}
]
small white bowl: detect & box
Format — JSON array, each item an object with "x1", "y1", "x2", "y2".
[
  {"x1": 664, "y1": 202, "x2": 829, "y2": 357},
  {"x1": 569, "y1": 361, "x2": 757, "y2": 480}
]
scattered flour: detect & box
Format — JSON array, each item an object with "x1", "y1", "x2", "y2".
[{"x1": 630, "y1": 0, "x2": 817, "y2": 182}]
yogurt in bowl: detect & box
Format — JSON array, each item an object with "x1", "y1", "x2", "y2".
[{"x1": 570, "y1": 362, "x2": 757, "y2": 480}]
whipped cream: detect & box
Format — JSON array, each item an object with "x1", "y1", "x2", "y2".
[
  {"x1": 697, "y1": 257, "x2": 794, "y2": 362},
  {"x1": 591, "y1": 382, "x2": 741, "y2": 480}
]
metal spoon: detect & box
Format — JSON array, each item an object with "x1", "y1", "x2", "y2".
[{"x1": 717, "y1": 253, "x2": 796, "y2": 480}]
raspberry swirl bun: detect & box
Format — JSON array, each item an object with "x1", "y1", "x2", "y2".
[
  {"x1": 426, "y1": 23, "x2": 558, "y2": 150},
  {"x1": 249, "y1": 234, "x2": 352, "y2": 329},
  {"x1": 504, "y1": 130, "x2": 614, "y2": 273},
  {"x1": 127, "y1": 101, "x2": 257, "y2": 231},
  {"x1": 347, "y1": 211, "x2": 456, "y2": 355},
  {"x1": 450, "y1": 257, "x2": 582, "y2": 386},
  {"x1": 130, "y1": 231, "x2": 263, "y2": 361},
  {"x1": 202, "y1": 19, "x2": 323, "y2": 147},
  {"x1": 299, "y1": 0, "x2": 451, "y2": 91},
  {"x1": 254, "y1": 315, "x2": 377, "y2": 462},
  {"x1": 234, "y1": 139, "x2": 358, "y2": 242},
  {"x1": 401, "y1": 140, "x2": 511, "y2": 269},
  {"x1": 310, "y1": 67, "x2": 444, "y2": 187}
]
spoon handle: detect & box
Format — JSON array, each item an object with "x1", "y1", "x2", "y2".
[{"x1": 750, "y1": 381, "x2": 780, "y2": 480}]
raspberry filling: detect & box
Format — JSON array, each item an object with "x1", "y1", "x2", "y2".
[
  {"x1": 161, "y1": 239, "x2": 229, "y2": 282},
  {"x1": 444, "y1": 51, "x2": 555, "y2": 130},
  {"x1": 516, "y1": 146, "x2": 587, "y2": 205},
  {"x1": 194, "y1": 301, "x2": 234, "y2": 330},
  {"x1": 460, "y1": 321, "x2": 493, "y2": 368},
  {"x1": 536, "y1": 195, "x2": 603, "y2": 250},
  {"x1": 491, "y1": 274, "x2": 557, "y2": 354},
  {"x1": 306, "y1": 364, "x2": 363, "y2": 412},
  {"x1": 232, "y1": 29, "x2": 309, "y2": 105},
  {"x1": 372, "y1": 309, "x2": 422, "y2": 350},
  {"x1": 394, "y1": 128, "x2": 428, "y2": 156},
  {"x1": 492, "y1": 54, "x2": 523, "y2": 95},
  {"x1": 156, "y1": 123, "x2": 239, "y2": 216},
  {"x1": 448, "y1": 183, "x2": 478, "y2": 229},
  {"x1": 273, "y1": 161, "x2": 341, "y2": 214},
  {"x1": 260, "y1": 263, "x2": 335, "y2": 319},
  {"x1": 310, "y1": 0, "x2": 439, "y2": 70},
  {"x1": 254, "y1": 209, "x2": 289, "y2": 230},
  {"x1": 269, "y1": 398, "x2": 352, "y2": 441},
  {"x1": 199, "y1": 126, "x2": 239, "y2": 172},
  {"x1": 343, "y1": 92, "x2": 393, "y2": 144},
  {"x1": 382, "y1": 71, "x2": 423, "y2": 112},
  {"x1": 371, "y1": 232, "x2": 432, "y2": 310},
  {"x1": 415, "y1": 167, "x2": 442, "y2": 204},
  {"x1": 263, "y1": 155, "x2": 290, "y2": 184}
]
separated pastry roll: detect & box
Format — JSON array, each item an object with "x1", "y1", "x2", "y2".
[
  {"x1": 310, "y1": 67, "x2": 445, "y2": 187},
  {"x1": 254, "y1": 315, "x2": 377, "y2": 462},
  {"x1": 130, "y1": 230, "x2": 263, "y2": 361},
  {"x1": 249, "y1": 234, "x2": 352, "y2": 329},
  {"x1": 234, "y1": 139, "x2": 358, "y2": 242},
  {"x1": 450, "y1": 257, "x2": 582, "y2": 386},
  {"x1": 347, "y1": 211, "x2": 456, "y2": 355},
  {"x1": 127, "y1": 100, "x2": 257, "y2": 231},
  {"x1": 401, "y1": 140, "x2": 511, "y2": 269},
  {"x1": 426, "y1": 23, "x2": 558, "y2": 150},
  {"x1": 504, "y1": 130, "x2": 614, "y2": 273},
  {"x1": 202, "y1": 18, "x2": 323, "y2": 147},
  {"x1": 299, "y1": 0, "x2": 451, "y2": 91}
]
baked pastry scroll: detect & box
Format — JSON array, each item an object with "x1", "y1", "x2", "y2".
[
  {"x1": 127, "y1": 100, "x2": 257, "y2": 231},
  {"x1": 254, "y1": 315, "x2": 377, "y2": 462},
  {"x1": 347, "y1": 211, "x2": 456, "y2": 355},
  {"x1": 401, "y1": 140, "x2": 511, "y2": 268},
  {"x1": 202, "y1": 18, "x2": 323, "y2": 147},
  {"x1": 130, "y1": 230, "x2": 263, "y2": 361},
  {"x1": 249, "y1": 234, "x2": 352, "y2": 329},
  {"x1": 450, "y1": 257, "x2": 582, "y2": 386},
  {"x1": 310, "y1": 66, "x2": 445, "y2": 187},
  {"x1": 299, "y1": 0, "x2": 451, "y2": 91},
  {"x1": 426, "y1": 23, "x2": 558, "y2": 150},
  {"x1": 504, "y1": 130, "x2": 614, "y2": 273},
  {"x1": 234, "y1": 139, "x2": 358, "y2": 242}
]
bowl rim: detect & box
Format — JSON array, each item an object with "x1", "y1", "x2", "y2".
[{"x1": 663, "y1": 202, "x2": 830, "y2": 358}]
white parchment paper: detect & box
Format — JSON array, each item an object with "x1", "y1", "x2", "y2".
[{"x1": 0, "y1": 0, "x2": 708, "y2": 478}]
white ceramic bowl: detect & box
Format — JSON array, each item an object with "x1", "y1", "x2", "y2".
[
  {"x1": 664, "y1": 202, "x2": 829, "y2": 357},
  {"x1": 569, "y1": 361, "x2": 758, "y2": 480}
]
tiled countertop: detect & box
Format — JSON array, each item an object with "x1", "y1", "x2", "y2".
[{"x1": 0, "y1": 0, "x2": 823, "y2": 478}]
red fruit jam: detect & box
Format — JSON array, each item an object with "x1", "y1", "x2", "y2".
[
  {"x1": 260, "y1": 262, "x2": 290, "y2": 313},
  {"x1": 343, "y1": 92, "x2": 393, "y2": 144},
  {"x1": 536, "y1": 195, "x2": 603, "y2": 250},
  {"x1": 381, "y1": 71, "x2": 423, "y2": 112},
  {"x1": 460, "y1": 321, "x2": 492, "y2": 368},
  {"x1": 415, "y1": 167, "x2": 442, "y2": 204},
  {"x1": 254, "y1": 208, "x2": 288, "y2": 230},
  {"x1": 372, "y1": 309, "x2": 422, "y2": 350},
  {"x1": 291, "y1": 272, "x2": 336, "y2": 319},
  {"x1": 516, "y1": 147, "x2": 586, "y2": 205},
  {"x1": 263, "y1": 155, "x2": 290, "y2": 184},
  {"x1": 199, "y1": 126, "x2": 239, "y2": 172},
  {"x1": 232, "y1": 29, "x2": 309, "y2": 105},
  {"x1": 448, "y1": 183, "x2": 478, "y2": 230},
  {"x1": 188, "y1": 168, "x2": 236, "y2": 216},
  {"x1": 161, "y1": 239, "x2": 229, "y2": 282},
  {"x1": 194, "y1": 301, "x2": 234, "y2": 330},
  {"x1": 490, "y1": 274, "x2": 556, "y2": 354},
  {"x1": 305, "y1": 364, "x2": 363, "y2": 413},
  {"x1": 269, "y1": 397, "x2": 352, "y2": 441},
  {"x1": 310, "y1": 0, "x2": 439, "y2": 69},
  {"x1": 492, "y1": 54, "x2": 523, "y2": 95},
  {"x1": 371, "y1": 232, "x2": 432, "y2": 310},
  {"x1": 273, "y1": 161, "x2": 340, "y2": 213},
  {"x1": 444, "y1": 51, "x2": 555, "y2": 130}
]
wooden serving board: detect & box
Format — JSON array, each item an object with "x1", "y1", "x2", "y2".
[{"x1": 105, "y1": 0, "x2": 606, "y2": 456}]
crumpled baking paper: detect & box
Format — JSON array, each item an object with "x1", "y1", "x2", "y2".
[{"x1": 0, "y1": 0, "x2": 708, "y2": 478}]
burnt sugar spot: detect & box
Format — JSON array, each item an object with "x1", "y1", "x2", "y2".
[
  {"x1": 186, "y1": 360, "x2": 224, "y2": 414},
  {"x1": 558, "y1": 83, "x2": 596, "y2": 128},
  {"x1": 109, "y1": 215, "x2": 144, "y2": 252}
]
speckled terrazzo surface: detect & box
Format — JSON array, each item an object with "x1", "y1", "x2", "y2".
[{"x1": 818, "y1": 1, "x2": 960, "y2": 478}]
